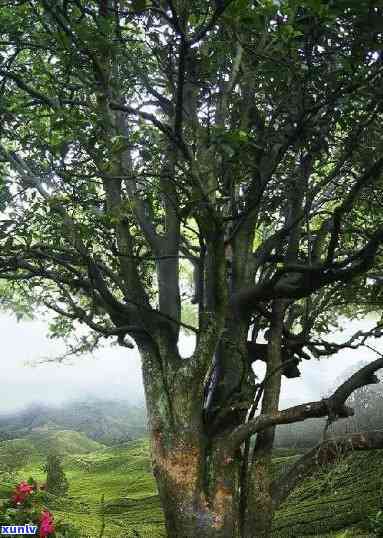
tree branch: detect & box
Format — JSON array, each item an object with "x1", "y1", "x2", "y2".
[
  {"x1": 232, "y1": 224, "x2": 383, "y2": 318},
  {"x1": 174, "y1": 37, "x2": 188, "y2": 139},
  {"x1": 0, "y1": 69, "x2": 58, "y2": 109},
  {"x1": 109, "y1": 102, "x2": 192, "y2": 160},
  {"x1": 308, "y1": 322, "x2": 383, "y2": 358},
  {"x1": 326, "y1": 156, "x2": 383, "y2": 264},
  {"x1": 190, "y1": 1, "x2": 235, "y2": 45},
  {"x1": 227, "y1": 356, "x2": 383, "y2": 452}
]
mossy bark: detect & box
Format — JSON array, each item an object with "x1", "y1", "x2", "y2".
[
  {"x1": 141, "y1": 351, "x2": 276, "y2": 537},
  {"x1": 138, "y1": 334, "x2": 243, "y2": 538},
  {"x1": 151, "y1": 432, "x2": 239, "y2": 538},
  {"x1": 244, "y1": 300, "x2": 286, "y2": 538}
]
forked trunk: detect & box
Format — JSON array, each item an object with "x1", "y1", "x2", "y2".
[
  {"x1": 145, "y1": 385, "x2": 278, "y2": 537},
  {"x1": 151, "y1": 431, "x2": 239, "y2": 538},
  {"x1": 140, "y1": 313, "x2": 281, "y2": 538}
]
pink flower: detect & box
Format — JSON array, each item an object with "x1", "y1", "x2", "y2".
[
  {"x1": 11, "y1": 481, "x2": 34, "y2": 505},
  {"x1": 39, "y1": 510, "x2": 55, "y2": 537},
  {"x1": 18, "y1": 481, "x2": 34, "y2": 494}
]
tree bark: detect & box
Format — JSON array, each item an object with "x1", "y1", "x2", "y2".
[
  {"x1": 139, "y1": 334, "x2": 258, "y2": 538},
  {"x1": 138, "y1": 309, "x2": 289, "y2": 538},
  {"x1": 151, "y1": 431, "x2": 239, "y2": 538},
  {"x1": 144, "y1": 355, "x2": 241, "y2": 537},
  {"x1": 244, "y1": 300, "x2": 286, "y2": 538},
  {"x1": 139, "y1": 319, "x2": 287, "y2": 538}
]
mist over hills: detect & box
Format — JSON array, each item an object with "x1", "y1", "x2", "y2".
[
  {"x1": 0, "y1": 399, "x2": 147, "y2": 446},
  {"x1": 1, "y1": 375, "x2": 382, "y2": 453}
]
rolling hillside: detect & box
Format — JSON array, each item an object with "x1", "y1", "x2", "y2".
[
  {"x1": 0, "y1": 436, "x2": 164, "y2": 538},
  {"x1": 0, "y1": 429, "x2": 103, "y2": 476},
  {"x1": 0, "y1": 400, "x2": 147, "y2": 445}
]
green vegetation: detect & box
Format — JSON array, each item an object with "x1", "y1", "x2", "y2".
[
  {"x1": 45, "y1": 453, "x2": 69, "y2": 496},
  {"x1": 0, "y1": 401, "x2": 147, "y2": 445},
  {"x1": 0, "y1": 435, "x2": 164, "y2": 538},
  {"x1": 273, "y1": 451, "x2": 383, "y2": 537},
  {"x1": 0, "y1": 430, "x2": 103, "y2": 467},
  {"x1": 0, "y1": 431, "x2": 381, "y2": 537}
]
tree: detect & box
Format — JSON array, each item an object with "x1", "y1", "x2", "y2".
[
  {"x1": 0, "y1": 1, "x2": 383, "y2": 536},
  {"x1": 45, "y1": 453, "x2": 69, "y2": 496}
]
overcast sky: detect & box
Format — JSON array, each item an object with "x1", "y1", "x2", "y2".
[{"x1": 0, "y1": 312, "x2": 381, "y2": 414}]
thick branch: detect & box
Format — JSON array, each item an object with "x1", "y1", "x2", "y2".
[{"x1": 227, "y1": 356, "x2": 383, "y2": 452}]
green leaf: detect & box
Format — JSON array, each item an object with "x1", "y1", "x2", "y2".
[{"x1": 132, "y1": 0, "x2": 147, "y2": 11}]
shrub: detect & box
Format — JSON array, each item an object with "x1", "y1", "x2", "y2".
[
  {"x1": 0, "y1": 478, "x2": 80, "y2": 537},
  {"x1": 44, "y1": 454, "x2": 69, "y2": 497}
]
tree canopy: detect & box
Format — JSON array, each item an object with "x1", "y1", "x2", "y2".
[{"x1": 0, "y1": 1, "x2": 382, "y2": 344}]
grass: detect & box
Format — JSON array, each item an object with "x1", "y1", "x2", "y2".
[
  {"x1": 0, "y1": 431, "x2": 382, "y2": 537},
  {"x1": 272, "y1": 450, "x2": 383, "y2": 537},
  {"x1": 16, "y1": 438, "x2": 165, "y2": 538}
]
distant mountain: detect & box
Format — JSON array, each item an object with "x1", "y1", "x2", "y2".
[{"x1": 0, "y1": 399, "x2": 147, "y2": 445}]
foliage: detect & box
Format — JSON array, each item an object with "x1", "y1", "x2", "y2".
[
  {"x1": 2, "y1": 437, "x2": 165, "y2": 537},
  {"x1": 274, "y1": 451, "x2": 383, "y2": 536},
  {"x1": 0, "y1": 0, "x2": 381, "y2": 354},
  {"x1": 0, "y1": 477, "x2": 80, "y2": 538},
  {"x1": 369, "y1": 509, "x2": 383, "y2": 537}
]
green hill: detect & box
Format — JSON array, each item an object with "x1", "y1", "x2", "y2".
[
  {"x1": 0, "y1": 432, "x2": 382, "y2": 537},
  {"x1": 0, "y1": 429, "x2": 104, "y2": 488},
  {"x1": 0, "y1": 399, "x2": 147, "y2": 445},
  {"x1": 25, "y1": 429, "x2": 104, "y2": 456},
  {"x1": 15, "y1": 438, "x2": 164, "y2": 538}
]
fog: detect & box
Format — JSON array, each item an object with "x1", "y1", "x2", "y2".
[
  {"x1": 0, "y1": 313, "x2": 144, "y2": 413},
  {"x1": 0, "y1": 312, "x2": 381, "y2": 414}
]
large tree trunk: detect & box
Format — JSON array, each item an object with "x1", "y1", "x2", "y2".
[
  {"x1": 151, "y1": 429, "x2": 239, "y2": 538},
  {"x1": 136, "y1": 258, "x2": 280, "y2": 538},
  {"x1": 141, "y1": 352, "x2": 238, "y2": 536},
  {"x1": 141, "y1": 347, "x2": 279, "y2": 538},
  {"x1": 139, "y1": 336, "x2": 250, "y2": 538}
]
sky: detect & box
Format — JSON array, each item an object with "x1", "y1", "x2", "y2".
[{"x1": 0, "y1": 312, "x2": 381, "y2": 414}]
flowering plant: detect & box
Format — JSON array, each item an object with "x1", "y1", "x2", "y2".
[
  {"x1": 39, "y1": 510, "x2": 55, "y2": 538},
  {"x1": 0, "y1": 478, "x2": 80, "y2": 537},
  {"x1": 11, "y1": 480, "x2": 36, "y2": 506}
]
